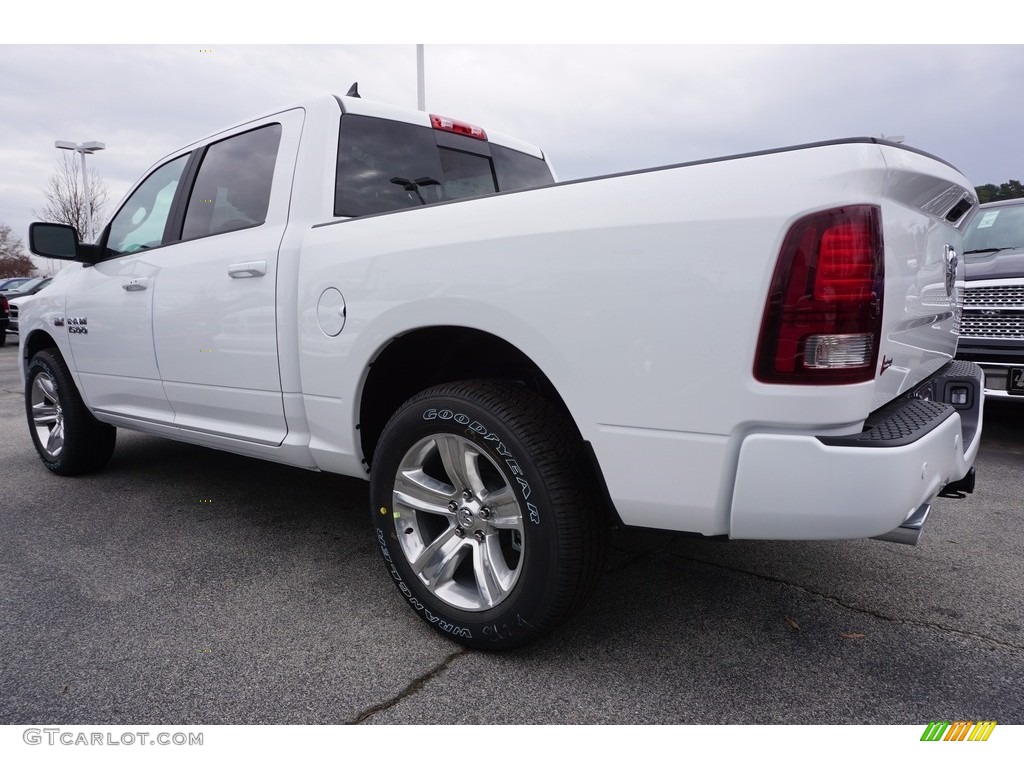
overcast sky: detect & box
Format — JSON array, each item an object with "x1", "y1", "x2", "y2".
[{"x1": 2, "y1": 36, "x2": 1022, "y2": 271}]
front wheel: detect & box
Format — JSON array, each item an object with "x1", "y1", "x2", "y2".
[
  {"x1": 370, "y1": 380, "x2": 608, "y2": 650},
  {"x1": 25, "y1": 349, "x2": 116, "y2": 475}
]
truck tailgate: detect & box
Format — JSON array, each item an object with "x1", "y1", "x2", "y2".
[{"x1": 871, "y1": 145, "x2": 976, "y2": 410}]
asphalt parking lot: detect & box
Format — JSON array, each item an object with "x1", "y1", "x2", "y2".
[{"x1": 1, "y1": 338, "x2": 1022, "y2": 725}]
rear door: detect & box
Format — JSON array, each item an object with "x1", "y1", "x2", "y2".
[{"x1": 150, "y1": 109, "x2": 304, "y2": 444}]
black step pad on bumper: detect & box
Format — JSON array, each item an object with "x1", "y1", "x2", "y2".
[{"x1": 817, "y1": 360, "x2": 984, "y2": 449}]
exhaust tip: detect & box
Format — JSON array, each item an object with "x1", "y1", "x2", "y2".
[{"x1": 873, "y1": 503, "x2": 930, "y2": 546}]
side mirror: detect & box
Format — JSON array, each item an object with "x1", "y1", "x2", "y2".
[{"x1": 28, "y1": 222, "x2": 99, "y2": 264}]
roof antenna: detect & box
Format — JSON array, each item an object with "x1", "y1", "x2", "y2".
[{"x1": 346, "y1": 82, "x2": 361, "y2": 98}]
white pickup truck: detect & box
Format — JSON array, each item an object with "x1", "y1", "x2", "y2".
[{"x1": 23, "y1": 91, "x2": 983, "y2": 648}]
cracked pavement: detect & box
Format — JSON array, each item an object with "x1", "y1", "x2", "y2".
[{"x1": 1, "y1": 340, "x2": 1022, "y2": 724}]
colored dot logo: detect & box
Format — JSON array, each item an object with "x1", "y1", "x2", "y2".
[{"x1": 200, "y1": 49, "x2": 213, "y2": 53}]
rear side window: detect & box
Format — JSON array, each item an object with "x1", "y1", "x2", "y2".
[
  {"x1": 335, "y1": 115, "x2": 553, "y2": 217},
  {"x1": 182, "y1": 123, "x2": 282, "y2": 240}
]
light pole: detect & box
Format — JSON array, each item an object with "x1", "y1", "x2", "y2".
[
  {"x1": 55, "y1": 140, "x2": 105, "y2": 242},
  {"x1": 416, "y1": 44, "x2": 425, "y2": 111}
]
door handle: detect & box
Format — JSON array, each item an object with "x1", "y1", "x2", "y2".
[
  {"x1": 122, "y1": 278, "x2": 148, "y2": 291},
  {"x1": 228, "y1": 261, "x2": 267, "y2": 278}
]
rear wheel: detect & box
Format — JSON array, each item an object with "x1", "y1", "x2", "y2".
[
  {"x1": 370, "y1": 380, "x2": 607, "y2": 650},
  {"x1": 25, "y1": 349, "x2": 116, "y2": 475}
]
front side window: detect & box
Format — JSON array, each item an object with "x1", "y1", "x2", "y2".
[
  {"x1": 182, "y1": 124, "x2": 282, "y2": 241},
  {"x1": 106, "y1": 154, "x2": 189, "y2": 257}
]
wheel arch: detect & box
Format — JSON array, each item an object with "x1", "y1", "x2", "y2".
[
  {"x1": 358, "y1": 326, "x2": 575, "y2": 467},
  {"x1": 23, "y1": 329, "x2": 61, "y2": 377}
]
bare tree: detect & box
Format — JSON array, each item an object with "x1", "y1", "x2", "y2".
[
  {"x1": 34, "y1": 153, "x2": 110, "y2": 242},
  {"x1": 0, "y1": 222, "x2": 36, "y2": 278}
]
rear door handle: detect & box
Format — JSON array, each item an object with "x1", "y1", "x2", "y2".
[
  {"x1": 228, "y1": 261, "x2": 267, "y2": 278},
  {"x1": 122, "y1": 278, "x2": 148, "y2": 292}
]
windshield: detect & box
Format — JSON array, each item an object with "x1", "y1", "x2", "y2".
[{"x1": 963, "y1": 202, "x2": 1024, "y2": 257}]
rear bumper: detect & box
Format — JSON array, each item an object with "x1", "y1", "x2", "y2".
[{"x1": 729, "y1": 361, "x2": 983, "y2": 541}]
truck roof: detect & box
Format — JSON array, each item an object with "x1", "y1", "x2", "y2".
[{"x1": 183, "y1": 92, "x2": 546, "y2": 162}]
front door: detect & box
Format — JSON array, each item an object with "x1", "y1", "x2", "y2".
[{"x1": 66, "y1": 153, "x2": 190, "y2": 424}]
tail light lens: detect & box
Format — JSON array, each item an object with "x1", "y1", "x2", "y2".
[{"x1": 755, "y1": 205, "x2": 884, "y2": 385}]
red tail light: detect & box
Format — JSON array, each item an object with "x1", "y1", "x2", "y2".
[
  {"x1": 755, "y1": 205, "x2": 884, "y2": 385},
  {"x1": 430, "y1": 114, "x2": 487, "y2": 141}
]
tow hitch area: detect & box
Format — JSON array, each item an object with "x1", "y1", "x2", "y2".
[
  {"x1": 875, "y1": 467, "x2": 978, "y2": 546},
  {"x1": 940, "y1": 466, "x2": 976, "y2": 497},
  {"x1": 873, "y1": 465, "x2": 978, "y2": 547}
]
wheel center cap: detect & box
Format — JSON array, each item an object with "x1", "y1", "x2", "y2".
[{"x1": 457, "y1": 507, "x2": 475, "y2": 528}]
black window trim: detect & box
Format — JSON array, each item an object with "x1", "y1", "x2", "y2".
[{"x1": 164, "y1": 148, "x2": 207, "y2": 244}]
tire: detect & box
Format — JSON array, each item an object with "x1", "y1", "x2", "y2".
[
  {"x1": 370, "y1": 380, "x2": 608, "y2": 650},
  {"x1": 25, "y1": 348, "x2": 116, "y2": 476}
]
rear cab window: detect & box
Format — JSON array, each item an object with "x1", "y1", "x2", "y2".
[{"x1": 335, "y1": 114, "x2": 553, "y2": 217}]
